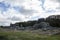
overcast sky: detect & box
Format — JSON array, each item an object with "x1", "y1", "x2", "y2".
[{"x1": 0, "y1": 0, "x2": 60, "y2": 26}]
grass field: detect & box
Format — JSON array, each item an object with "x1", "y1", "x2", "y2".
[{"x1": 0, "y1": 31, "x2": 60, "y2": 40}]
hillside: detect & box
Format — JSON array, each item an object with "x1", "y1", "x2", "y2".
[
  {"x1": 0, "y1": 15, "x2": 60, "y2": 40},
  {"x1": 0, "y1": 15, "x2": 60, "y2": 35}
]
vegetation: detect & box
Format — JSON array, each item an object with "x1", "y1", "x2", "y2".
[
  {"x1": 0, "y1": 31, "x2": 60, "y2": 40},
  {"x1": 14, "y1": 20, "x2": 37, "y2": 27},
  {"x1": 14, "y1": 15, "x2": 60, "y2": 27}
]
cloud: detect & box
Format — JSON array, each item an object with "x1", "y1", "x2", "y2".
[
  {"x1": 0, "y1": 0, "x2": 60, "y2": 26},
  {"x1": 13, "y1": 6, "x2": 36, "y2": 15},
  {"x1": 50, "y1": 0, "x2": 60, "y2": 10},
  {"x1": 44, "y1": 0, "x2": 58, "y2": 10},
  {"x1": 0, "y1": 21, "x2": 10, "y2": 26},
  {"x1": 38, "y1": 0, "x2": 58, "y2": 13},
  {"x1": 7, "y1": 16, "x2": 22, "y2": 21},
  {"x1": 51, "y1": 0, "x2": 60, "y2": 3},
  {"x1": 0, "y1": 0, "x2": 24, "y2": 6}
]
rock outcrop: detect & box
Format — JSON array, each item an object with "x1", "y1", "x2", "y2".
[
  {"x1": 46, "y1": 15, "x2": 60, "y2": 27},
  {"x1": 33, "y1": 22, "x2": 52, "y2": 30}
]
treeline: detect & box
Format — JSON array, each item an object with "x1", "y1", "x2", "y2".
[
  {"x1": 14, "y1": 20, "x2": 37, "y2": 27},
  {"x1": 14, "y1": 15, "x2": 60, "y2": 27}
]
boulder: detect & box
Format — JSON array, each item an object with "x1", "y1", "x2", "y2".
[{"x1": 33, "y1": 22, "x2": 54, "y2": 31}]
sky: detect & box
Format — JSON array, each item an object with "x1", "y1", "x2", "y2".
[{"x1": 0, "y1": 0, "x2": 60, "y2": 26}]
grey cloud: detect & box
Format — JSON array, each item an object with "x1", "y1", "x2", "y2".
[
  {"x1": 51, "y1": 0, "x2": 60, "y2": 2},
  {"x1": 13, "y1": 6, "x2": 37, "y2": 15},
  {"x1": 55, "y1": 0, "x2": 60, "y2": 2},
  {"x1": 20, "y1": 9, "x2": 35, "y2": 15},
  {"x1": 0, "y1": 16, "x2": 23, "y2": 26},
  {"x1": 7, "y1": 16, "x2": 22, "y2": 21},
  {"x1": 0, "y1": 21, "x2": 10, "y2": 26},
  {"x1": 52, "y1": 0, "x2": 60, "y2": 10},
  {"x1": 56, "y1": 7, "x2": 60, "y2": 10}
]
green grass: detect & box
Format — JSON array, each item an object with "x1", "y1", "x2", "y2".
[{"x1": 0, "y1": 31, "x2": 60, "y2": 40}]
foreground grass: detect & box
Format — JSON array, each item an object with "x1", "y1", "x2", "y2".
[{"x1": 0, "y1": 31, "x2": 60, "y2": 40}]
